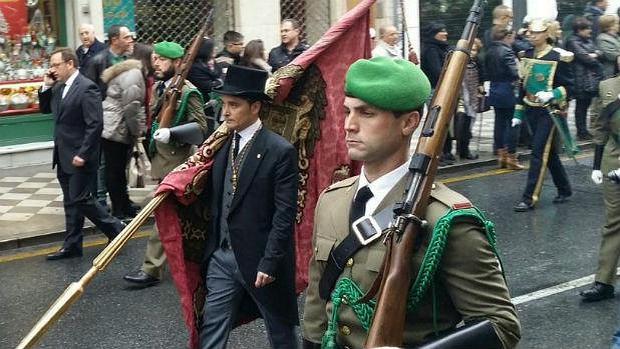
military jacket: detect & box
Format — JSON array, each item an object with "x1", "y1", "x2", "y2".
[
  {"x1": 514, "y1": 45, "x2": 574, "y2": 120},
  {"x1": 592, "y1": 75, "x2": 620, "y2": 173},
  {"x1": 303, "y1": 176, "x2": 521, "y2": 349},
  {"x1": 150, "y1": 80, "x2": 207, "y2": 179}
]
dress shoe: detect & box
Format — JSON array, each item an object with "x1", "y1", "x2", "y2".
[
  {"x1": 513, "y1": 201, "x2": 534, "y2": 212},
  {"x1": 46, "y1": 248, "x2": 83, "y2": 260},
  {"x1": 577, "y1": 133, "x2": 593, "y2": 141},
  {"x1": 123, "y1": 270, "x2": 160, "y2": 287},
  {"x1": 580, "y1": 282, "x2": 614, "y2": 302},
  {"x1": 552, "y1": 194, "x2": 571, "y2": 204},
  {"x1": 460, "y1": 152, "x2": 479, "y2": 160}
]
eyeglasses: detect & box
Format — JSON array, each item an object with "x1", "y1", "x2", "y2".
[{"x1": 49, "y1": 61, "x2": 67, "y2": 69}]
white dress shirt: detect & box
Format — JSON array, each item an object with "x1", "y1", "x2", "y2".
[
  {"x1": 235, "y1": 118, "x2": 262, "y2": 153},
  {"x1": 61, "y1": 70, "x2": 80, "y2": 99},
  {"x1": 356, "y1": 161, "x2": 409, "y2": 215}
]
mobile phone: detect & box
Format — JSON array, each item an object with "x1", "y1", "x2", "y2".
[{"x1": 47, "y1": 72, "x2": 57, "y2": 81}]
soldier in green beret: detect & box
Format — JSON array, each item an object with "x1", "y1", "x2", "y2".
[
  {"x1": 302, "y1": 56, "x2": 521, "y2": 349},
  {"x1": 123, "y1": 41, "x2": 208, "y2": 287}
]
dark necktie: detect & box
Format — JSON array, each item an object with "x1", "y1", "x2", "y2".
[
  {"x1": 233, "y1": 133, "x2": 242, "y2": 161},
  {"x1": 349, "y1": 186, "x2": 373, "y2": 229},
  {"x1": 156, "y1": 82, "x2": 165, "y2": 97}
]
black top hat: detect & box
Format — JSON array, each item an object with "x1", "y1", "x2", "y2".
[{"x1": 214, "y1": 64, "x2": 271, "y2": 100}]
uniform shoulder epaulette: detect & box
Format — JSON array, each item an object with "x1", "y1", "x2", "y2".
[
  {"x1": 324, "y1": 176, "x2": 358, "y2": 193},
  {"x1": 429, "y1": 182, "x2": 473, "y2": 210},
  {"x1": 553, "y1": 47, "x2": 574, "y2": 63}
]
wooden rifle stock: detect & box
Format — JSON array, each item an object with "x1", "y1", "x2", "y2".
[
  {"x1": 158, "y1": 8, "x2": 214, "y2": 128},
  {"x1": 365, "y1": 1, "x2": 486, "y2": 347}
]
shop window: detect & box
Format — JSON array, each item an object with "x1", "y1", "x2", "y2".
[{"x1": 0, "y1": 0, "x2": 59, "y2": 116}]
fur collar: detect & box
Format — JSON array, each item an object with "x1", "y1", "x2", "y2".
[{"x1": 101, "y1": 59, "x2": 143, "y2": 83}]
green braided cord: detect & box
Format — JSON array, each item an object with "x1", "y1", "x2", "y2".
[
  {"x1": 321, "y1": 206, "x2": 500, "y2": 348},
  {"x1": 149, "y1": 88, "x2": 204, "y2": 155}
]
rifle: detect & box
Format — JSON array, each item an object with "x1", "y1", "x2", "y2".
[
  {"x1": 365, "y1": 1, "x2": 486, "y2": 347},
  {"x1": 157, "y1": 8, "x2": 214, "y2": 128}
]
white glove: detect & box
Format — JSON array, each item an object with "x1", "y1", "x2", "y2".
[
  {"x1": 591, "y1": 170, "x2": 603, "y2": 185},
  {"x1": 535, "y1": 91, "x2": 554, "y2": 104},
  {"x1": 153, "y1": 128, "x2": 171, "y2": 144},
  {"x1": 511, "y1": 118, "x2": 522, "y2": 127}
]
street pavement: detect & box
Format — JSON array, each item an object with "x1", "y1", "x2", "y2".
[{"x1": 1, "y1": 153, "x2": 617, "y2": 349}]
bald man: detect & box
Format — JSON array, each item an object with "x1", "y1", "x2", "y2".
[
  {"x1": 372, "y1": 25, "x2": 400, "y2": 58},
  {"x1": 76, "y1": 24, "x2": 106, "y2": 70}
]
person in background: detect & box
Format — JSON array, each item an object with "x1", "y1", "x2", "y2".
[
  {"x1": 483, "y1": 4, "x2": 514, "y2": 47},
  {"x1": 132, "y1": 43, "x2": 155, "y2": 146},
  {"x1": 596, "y1": 14, "x2": 620, "y2": 79},
  {"x1": 455, "y1": 38, "x2": 484, "y2": 160},
  {"x1": 512, "y1": 19, "x2": 574, "y2": 212},
  {"x1": 100, "y1": 55, "x2": 146, "y2": 220},
  {"x1": 267, "y1": 18, "x2": 310, "y2": 72},
  {"x1": 369, "y1": 28, "x2": 377, "y2": 50},
  {"x1": 584, "y1": 0, "x2": 609, "y2": 38},
  {"x1": 486, "y1": 26, "x2": 523, "y2": 170},
  {"x1": 215, "y1": 30, "x2": 244, "y2": 77},
  {"x1": 188, "y1": 37, "x2": 223, "y2": 134},
  {"x1": 565, "y1": 17, "x2": 603, "y2": 141},
  {"x1": 238, "y1": 39, "x2": 272, "y2": 74},
  {"x1": 75, "y1": 23, "x2": 106, "y2": 70},
  {"x1": 420, "y1": 21, "x2": 453, "y2": 165},
  {"x1": 371, "y1": 25, "x2": 400, "y2": 58},
  {"x1": 39, "y1": 48, "x2": 125, "y2": 260}
]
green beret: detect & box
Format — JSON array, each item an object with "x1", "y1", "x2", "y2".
[
  {"x1": 154, "y1": 41, "x2": 185, "y2": 59},
  {"x1": 345, "y1": 56, "x2": 431, "y2": 111}
]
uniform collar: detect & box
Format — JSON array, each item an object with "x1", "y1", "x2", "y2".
[{"x1": 357, "y1": 161, "x2": 409, "y2": 214}]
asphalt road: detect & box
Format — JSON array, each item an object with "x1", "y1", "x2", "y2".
[{"x1": 1, "y1": 156, "x2": 617, "y2": 349}]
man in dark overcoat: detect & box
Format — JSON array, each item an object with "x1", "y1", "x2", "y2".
[{"x1": 199, "y1": 64, "x2": 299, "y2": 349}]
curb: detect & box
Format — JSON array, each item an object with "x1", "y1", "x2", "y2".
[{"x1": 0, "y1": 216, "x2": 155, "y2": 252}]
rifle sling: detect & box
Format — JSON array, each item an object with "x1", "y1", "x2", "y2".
[{"x1": 319, "y1": 205, "x2": 393, "y2": 300}]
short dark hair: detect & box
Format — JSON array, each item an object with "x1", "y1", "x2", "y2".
[
  {"x1": 492, "y1": 25, "x2": 514, "y2": 41},
  {"x1": 282, "y1": 18, "x2": 302, "y2": 30},
  {"x1": 223, "y1": 31, "x2": 243, "y2": 45},
  {"x1": 107, "y1": 25, "x2": 124, "y2": 41},
  {"x1": 51, "y1": 47, "x2": 78, "y2": 68},
  {"x1": 572, "y1": 17, "x2": 592, "y2": 32}
]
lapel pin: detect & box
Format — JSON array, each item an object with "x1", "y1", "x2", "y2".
[{"x1": 257, "y1": 154, "x2": 261, "y2": 159}]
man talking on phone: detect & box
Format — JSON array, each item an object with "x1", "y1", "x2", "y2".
[{"x1": 38, "y1": 47, "x2": 125, "y2": 260}]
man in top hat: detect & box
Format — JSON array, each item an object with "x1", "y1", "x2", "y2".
[
  {"x1": 302, "y1": 56, "x2": 520, "y2": 349},
  {"x1": 123, "y1": 41, "x2": 207, "y2": 287},
  {"x1": 198, "y1": 64, "x2": 299, "y2": 349},
  {"x1": 512, "y1": 19, "x2": 575, "y2": 212}
]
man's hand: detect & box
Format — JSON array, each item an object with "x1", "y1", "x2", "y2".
[
  {"x1": 535, "y1": 91, "x2": 554, "y2": 104},
  {"x1": 511, "y1": 118, "x2": 522, "y2": 127},
  {"x1": 72, "y1": 155, "x2": 85, "y2": 167},
  {"x1": 254, "y1": 271, "x2": 275, "y2": 288},
  {"x1": 591, "y1": 170, "x2": 603, "y2": 185},
  {"x1": 153, "y1": 128, "x2": 171, "y2": 143},
  {"x1": 43, "y1": 69, "x2": 56, "y2": 87}
]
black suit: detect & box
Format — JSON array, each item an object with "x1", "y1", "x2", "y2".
[
  {"x1": 39, "y1": 73, "x2": 124, "y2": 252},
  {"x1": 200, "y1": 126, "x2": 299, "y2": 348}
]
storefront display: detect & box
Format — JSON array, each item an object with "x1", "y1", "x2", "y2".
[{"x1": 0, "y1": 0, "x2": 57, "y2": 116}]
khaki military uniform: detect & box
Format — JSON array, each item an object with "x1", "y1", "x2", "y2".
[
  {"x1": 143, "y1": 80, "x2": 207, "y2": 278},
  {"x1": 590, "y1": 75, "x2": 620, "y2": 285},
  {"x1": 303, "y1": 176, "x2": 521, "y2": 349},
  {"x1": 150, "y1": 80, "x2": 207, "y2": 180}
]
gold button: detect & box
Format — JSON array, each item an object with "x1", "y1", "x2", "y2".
[
  {"x1": 341, "y1": 295, "x2": 348, "y2": 305},
  {"x1": 314, "y1": 247, "x2": 318, "y2": 254},
  {"x1": 431, "y1": 183, "x2": 437, "y2": 190},
  {"x1": 346, "y1": 258, "x2": 354, "y2": 267},
  {"x1": 340, "y1": 325, "x2": 351, "y2": 336}
]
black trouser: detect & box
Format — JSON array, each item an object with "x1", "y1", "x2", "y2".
[
  {"x1": 574, "y1": 96, "x2": 593, "y2": 136},
  {"x1": 101, "y1": 138, "x2": 131, "y2": 215},
  {"x1": 454, "y1": 112, "x2": 473, "y2": 157},
  {"x1": 521, "y1": 107, "x2": 572, "y2": 203},
  {"x1": 57, "y1": 163, "x2": 123, "y2": 252},
  {"x1": 493, "y1": 107, "x2": 519, "y2": 154}
]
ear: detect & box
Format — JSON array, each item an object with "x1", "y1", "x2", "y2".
[
  {"x1": 401, "y1": 110, "x2": 421, "y2": 137},
  {"x1": 250, "y1": 100, "x2": 262, "y2": 115}
]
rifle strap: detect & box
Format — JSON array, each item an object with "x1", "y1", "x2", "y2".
[{"x1": 318, "y1": 205, "x2": 394, "y2": 300}]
